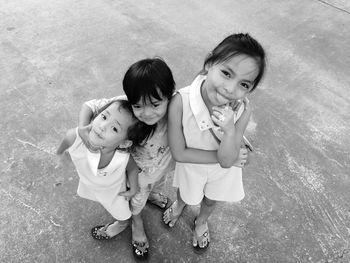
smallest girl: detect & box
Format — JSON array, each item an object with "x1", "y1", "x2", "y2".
[
  {"x1": 164, "y1": 33, "x2": 266, "y2": 252},
  {"x1": 57, "y1": 100, "x2": 150, "y2": 238}
]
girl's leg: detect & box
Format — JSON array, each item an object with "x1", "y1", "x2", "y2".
[
  {"x1": 193, "y1": 196, "x2": 216, "y2": 248},
  {"x1": 148, "y1": 175, "x2": 168, "y2": 209},
  {"x1": 196, "y1": 196, "x2": 216, "y2": 226},
  {"x1": 132, "y1": 213, "x2": 148, "y2": 243},
  {"x1": 163, "y1": 188, "x2": 186, "y2": 227},
  {"x1": 132, "y1": 213, "x2": 149, "y2": 259},
  {"x1": 130, "y1": 189, "x2": 150, "y2": 259}
]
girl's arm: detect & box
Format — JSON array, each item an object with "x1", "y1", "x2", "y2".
[
  {"x1": 168, "y1": 94, "x2": 218, "y2": 163},
  {"x1": 79, "y1": 104, "x2": 94, "y2": 127},
  {"x1": 79, "y1": 97, "x2": 125, "y2": 127},
  {"x1": 212, "y1": 100, "x2": 251, "y2": 167},
  {"x1": 56, "y1": 128, "x2": 76, "y2": 155},
  {"x1": 119, "y1": 156, "x2": 139, "y2": 198}
]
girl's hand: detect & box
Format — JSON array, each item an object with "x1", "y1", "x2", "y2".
[
  {"x1": 119, "y1": 187, "x2": 139, "y2": 200},
  {"x1": 55, "y1": 151, "x2": 69, "y2": 169},
  {"x1": 211, "y1": 104, "x2": 235, "y2": 133},
  {"x1": 232, "y1": 147, "x2": 249, "y2": 168},
  {"x1": 241, "y1": 97, "x2": 252, "y2": 118},
  {"x1": 78, "y1": 125, "x2": 103, "y2": 152}
]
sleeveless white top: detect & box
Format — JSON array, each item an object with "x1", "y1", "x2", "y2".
[
  {"x1": 68, "y1": 128, "x2": 131, "y2": 220},
  {"x1": 174, "y1": 75, "x2": 245, "y2": 202}
]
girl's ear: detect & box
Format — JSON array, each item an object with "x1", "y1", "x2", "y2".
[{"x1": 118, "y1": 140, "x2": 133, "y2": 149}]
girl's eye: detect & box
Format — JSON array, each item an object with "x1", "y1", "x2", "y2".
[
  {"x1": 132, "y1": 105, "x2": 141, "y2": 109},
  {"x1": 112, "y1": 127, "x2": 118, "y2": 133},
  {"x1": 241, "y1": 83, "x2": 250, "y2": 90},
  {"x1": 152, "y1": 103, "x2": 160, "y2": 108},
  {"x1": 101, "y1": 114, "x2": 107, "y2": 120},
  {"x1": 221, "y1": 70, "x2": 231, "y2": 78}
]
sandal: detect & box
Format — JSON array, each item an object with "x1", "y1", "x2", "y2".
[
  {"x1": 132, "y1": 240, "x2": 149, "y2": 260},
  {"x1": 193, "y1": 219, "x2": 210, "y2": 253},
  {"x1": 162, "y1": 200, "x2": 183, "y2": 228},
  {"x1": 91, "y1": 221, "x2": 128, "y2": 240},
  {"x1": 147, "y1": 192, "x2": 169, "y2": 210}
]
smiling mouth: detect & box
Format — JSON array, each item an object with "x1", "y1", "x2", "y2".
[
  {"x1": 217, "y1": 92, "x2": 230, "y2": 102},
  {"x1": 93, "y1": 130, "x2": 103, "y2": 139},
  {"x1": 142, "y1": 117, "x2": 156, "y2": 122}
]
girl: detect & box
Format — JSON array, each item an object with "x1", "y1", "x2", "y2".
[
  {"x1": 163, "y1": 33, "x2": 266, "y2": 252},
  {"x1": 57, "y1": 100, "x2": 151, "y2": 240},
  {"x1": 78, "y1": 58, "x2": 175, "y2": 260}
]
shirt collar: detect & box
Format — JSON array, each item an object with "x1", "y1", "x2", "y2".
[{"x1": 189, "y1": 75, "x2": 215, "y2": 131}]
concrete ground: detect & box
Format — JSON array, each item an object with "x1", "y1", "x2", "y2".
[{"x1": 1, "y1": 0, "x2": 349, "y2": 262}]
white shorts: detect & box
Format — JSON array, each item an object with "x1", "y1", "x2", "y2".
[
  {"x1": 77, "y1": 182, "x2": 131, "y2": 221},
  {"x1": 173, "y1": 163, "x2": 245, "y2": 205}
]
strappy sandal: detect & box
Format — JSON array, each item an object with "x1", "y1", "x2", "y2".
[
  {"x1": 147, "y1": 192, "x2": 169, "y2": 210},
  {"x1": 193, "y1": 219, "x2": 210, "y2": 253},
  {"x1": 132, "y1": 240, "x2": 149, "y2": 260},
  {"x1": 91, "y1": 221, "x2": 128, "y2": 240}
]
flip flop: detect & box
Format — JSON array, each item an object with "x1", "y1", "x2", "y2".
[
  {"x1": 132, "y1": 240, "x2": 149, "y2": 260},
  {"x1": 147, "y1": 192, "x2": 169, "y2": 210},
  {"x1": 91, "y1": 221, "x2": 128, "y2": 240},
  {"x1": 193, "y1": 219, "x2": 210, "y2": 253}
]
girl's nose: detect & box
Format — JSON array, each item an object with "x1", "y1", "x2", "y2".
[
  {"x1": 142, "y1": 107, "x2": 152, "y2": 117},
  {"x1": 224, "y1": 81, "x2": 238, "y2": 94},
  {"x1": 99, "y1": 122, "x2": 107, "y2": 132}
]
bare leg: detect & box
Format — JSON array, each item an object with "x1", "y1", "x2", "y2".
[
  {"x1": 131, "y1": 213, "x2": 148, "y2": 243},
  {"x1": 193, "y1": 196, "x2": 216, "y2": 248},
  {"x1": 131, "y1": 213, "x2": 149, "y2": 259},
  {"x1": 162, "y1": 188, "x2": 186, "y2": 227}
]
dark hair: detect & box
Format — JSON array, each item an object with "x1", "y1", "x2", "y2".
[
  {"x1": 122, "y1": 57, "x2": 175, "y2": 138},
  {"x1": 123, "y1": 57, "x2": 175, "y2": 103},
  {"x1": 95, "y1": 100, "x2": 150, "y2": 148},
  {"x1": 200, "y1": 33, "x2": 266, "y2": 92}
]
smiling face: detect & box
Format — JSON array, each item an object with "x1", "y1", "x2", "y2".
[
  {"x1": 131, "y1": 93, "x2": 169, "y2": 125},
  {"x1": 89, "y1": 102, "x2": 136, "y2": 149},
  {"x1": 201, "y1": 54, "x2": 259, "y2": 108}
]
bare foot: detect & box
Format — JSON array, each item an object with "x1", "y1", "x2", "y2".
[
  {"x1": 132, "y1": 217, "x2": 148, "y2": 243},
  {"x1": 148, "y1": 192, "x2": 168, "y2": 209},
  {"x1": 105, "y1": 220, "x2": 129, "y2": 236},
  {"x1": 193, "y1": 220, "x2": 210, "y2": 250},
  {"x1": 131, "y1": 216, "x2": 149, "y2": 259},
  {"x1": 162, "y1": 200, "x2": 185, "y2": 227}
]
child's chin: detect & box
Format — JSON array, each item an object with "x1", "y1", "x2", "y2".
[{"x1": 88, "y1": 137, "x2": 102, "y2": 148}]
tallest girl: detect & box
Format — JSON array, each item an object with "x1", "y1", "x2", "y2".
[{"x1": 163, "y1": 33, "x2": 266, "y2": 251}]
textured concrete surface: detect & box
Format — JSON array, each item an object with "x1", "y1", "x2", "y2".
[{"x1": 1, "y1": 0, "x2": 349, "y2": 262}]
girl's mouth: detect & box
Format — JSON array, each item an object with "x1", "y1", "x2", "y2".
[
  {"x1": 142, "y1": 117, "x2": 156, "y2": 123},
  {"x1": 216, "y1": 92, "x2": 229, "y2": 104},
  {"x1": 93, "y1": 130, "x2": 103, "y2": 139}
]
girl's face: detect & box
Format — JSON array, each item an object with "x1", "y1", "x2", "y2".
[
  {"x1": 131, "y1": 94, "x2": 169, "y2": 125},
  {"x1": 202, "y1": 54, "x2": 259, "y2": 107},
  {"x1": 89, "y1": 102, "x2": 134, "y2": 148}
]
